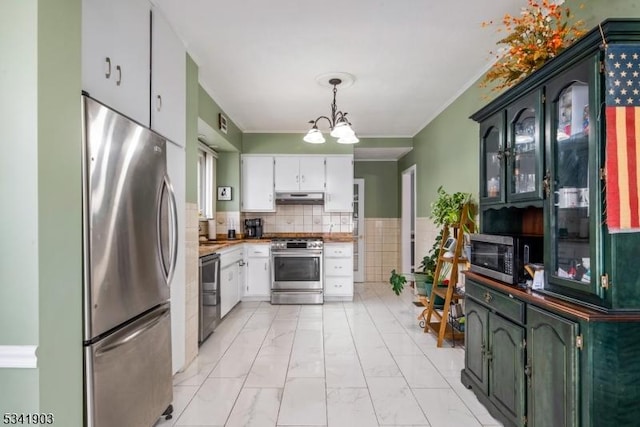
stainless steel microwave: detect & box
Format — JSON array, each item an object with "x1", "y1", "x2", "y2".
[{"x1": 469, "y1": 234, "x2": 543, "y2": 284}]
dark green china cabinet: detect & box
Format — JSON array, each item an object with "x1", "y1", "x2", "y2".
[{"x1": 462, "y1": 20, "x2": 640, "y2": 427}]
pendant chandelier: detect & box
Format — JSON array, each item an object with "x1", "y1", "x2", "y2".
[{"x1": 303, "y1": 77, "x2": 359, "y2": 144}]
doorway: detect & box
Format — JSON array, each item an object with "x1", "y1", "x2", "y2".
[
  {"x1": 353, "y1": 179, "x2": 365, "y2": 282},
  {"x1": 401, "y1": 165, "x2": 416, "y2": 274}
]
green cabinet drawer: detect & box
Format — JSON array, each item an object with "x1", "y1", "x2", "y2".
[{"x1": 466, "y1": 280, "x2": 525, "y2": 324}]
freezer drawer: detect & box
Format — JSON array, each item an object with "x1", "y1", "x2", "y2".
[{"x1": 85, "y1": 304, "x2": 172, "y2": 427}]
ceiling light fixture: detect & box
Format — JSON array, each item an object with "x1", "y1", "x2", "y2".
[{"x1": 303, "y1": 78, "x2": 359, "y2": 144}]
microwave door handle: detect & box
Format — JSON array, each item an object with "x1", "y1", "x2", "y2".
[{"x1": 523, "y1": 244, "x2": 530, "y2": 265}]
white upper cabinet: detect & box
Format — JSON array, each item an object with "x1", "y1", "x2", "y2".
[
  {"x1": 82, "y1": 0, "x2": 150, "y2": 125},
  {"x1": 151, "y1": 7, "x2": 186, "y2": 146},
  {"x1": 325, "y1": 156, "x2": 354, "y2": 212},
  {"x1": 241, "y1": 156, "x2": 275, "y2": 212},
  {"x1": 274, "y1": 156, "x2": 325, "y2": 192}
]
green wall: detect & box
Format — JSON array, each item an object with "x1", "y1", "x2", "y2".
[
  {"x1": 354, "y1": 161, "x2": 399, "y2": 218},
  {"x1": 37, "y1": 0, "x2": 83, "y2": 423},
  {"x1": 217, "y1": 152, "x2": 241, "y2": 212},
  {"x1": 0, "y1": 0, "x2": 40, "y2": 413},
  {"x1": 398, "y1": 82, "x2": 484, "y2": 217},
  {"x1": 199, "y1": 85, "x2": 242, "y2": 151},
  {"x1": 569, "y1": 0, "x2": 640, "y2": 24},
  {"x1": 0, "y1": 0, "x2": 83, "y2": 423},
  {"x1": 357, "y1": 137, "x2": 413, "y2": 149},
  {"x1": 243, "y1": 133, "x2": 354, "y2": 154},
  {"x1": 186, "y1": 55, "x2": 199, "y2": 203}
]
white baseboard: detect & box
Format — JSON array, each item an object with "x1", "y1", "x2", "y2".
[
  {"x1": 324, "y1": 295, "x2": 354, "y2": 302},
  {"x1": 0, "y1": 345, "x2": 38, "y2": 368}
]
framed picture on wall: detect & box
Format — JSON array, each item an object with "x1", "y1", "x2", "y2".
[{"x1": 217, "y1": 186, "x2": 232, "y2": 201}]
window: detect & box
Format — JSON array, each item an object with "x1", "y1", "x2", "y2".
[{"x1": 197, "y1": 143, "x2": 216, "y2": 218}]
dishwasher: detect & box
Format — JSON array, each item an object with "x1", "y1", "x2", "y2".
[{"x1": 199, "y1": 253, "x2": 221, "y2": 344}]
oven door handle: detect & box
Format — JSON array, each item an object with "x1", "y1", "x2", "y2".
[{"x1": 271, "y1": 250, "x2": 323, "y2": 256}]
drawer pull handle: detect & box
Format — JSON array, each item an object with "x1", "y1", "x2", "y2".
[{"x1": 484, "y1": 292, "x2": 493, "y2": 303}]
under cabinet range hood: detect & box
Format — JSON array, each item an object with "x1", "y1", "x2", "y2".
[{"x1": 275, "y1": 192, "x2": 324, "y2": 205}]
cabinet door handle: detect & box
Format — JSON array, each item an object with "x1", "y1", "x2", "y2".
[
  {"x1": 486, "y1": 349, "x2": 493, "y2": 363},
  {"x1": 264, "y1": 263, "x2": 267, "y2": 271},
  {"x1": 543, "y1": 170, "x2": 551, "y2": 198},
  {"x1": 156, "y1": 95, "x2": 162, "y2": 112},
  {"x1": 296, "y1": 175, "x2": 299, "y2": 183},
  {"x1": 104, "y1": 57, "x2": 112, "y2": 78},
  {"x1": 480, "y1": 343, "x2": 486, "y2": 355},
  {"x1": 484, "y1": 292, "x2": 493, "y2": 303},
  {"x1": 301, "y1": 174, "x2": 305, "y2": 183},
  {"x1": 115, "y1": 65, "x2": 122, "y2": 86}
]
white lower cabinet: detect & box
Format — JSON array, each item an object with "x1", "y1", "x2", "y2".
[
  {"x1": 219, "y1": 246, "x2": 243, "y2": 318},
  {"x1": 324, "y1": 242, "x2": 354, "y2": 300},
  {"x1": 243, "y1": 244, "x2": 271, "y2": 301}
]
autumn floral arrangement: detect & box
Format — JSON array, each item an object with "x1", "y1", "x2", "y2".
[{"x1": 481, "y1": 0, "x2": 585, "y2": 92}]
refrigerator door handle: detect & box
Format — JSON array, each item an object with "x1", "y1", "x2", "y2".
[
  {"x1": 158, "y1": 176, "x2": 178, "y2": 286},
  {"x1": 165, "y1": 175, "x2": 179, "y2": 286},
  {"x1": 95, "y1": 306, "x2": 170, "y2": 355}
]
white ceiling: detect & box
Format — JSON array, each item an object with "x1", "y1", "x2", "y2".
[{"x1": 154, "y1": 0, "x2": 526, "y2": 138}]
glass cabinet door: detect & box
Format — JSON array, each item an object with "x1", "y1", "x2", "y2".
[
  {"x1": 546, "y1": 57, "x2": 599, "y2": 299},
  {"x1": 480, "y1": 112, "x2": 505, "y2": 204},
  {"x1": 507, "y1": 90, "x2": 543, "y2": 202}
]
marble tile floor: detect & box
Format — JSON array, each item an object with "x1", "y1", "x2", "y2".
[{"x1": 155, "y1": 283, "x2": 503, "y2": 427}]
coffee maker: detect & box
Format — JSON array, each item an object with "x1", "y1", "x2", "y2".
[{"x1": 244, "y1": 218, "x2": 263, "y2": 238}]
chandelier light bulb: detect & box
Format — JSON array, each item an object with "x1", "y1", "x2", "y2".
[
  {"x1": 337, "y1": 133, "x2": 359, "y2": 144},
  {"x1": 330, "y1": 121, "x2": 353, "y2": 138},
  {"x1": 303, "y1": 127, "x2": 326, "y2": 144}
]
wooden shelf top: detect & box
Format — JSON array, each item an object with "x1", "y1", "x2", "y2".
[
  {"x1": 433, "y1": 288, "x2": 464, "y2": 300},
  {"x1": 464, "y1": 271, "x2": 640, "y2": 322},
  {"x1": 439, "y1": 256, "x2": 469, "y2": 263}
]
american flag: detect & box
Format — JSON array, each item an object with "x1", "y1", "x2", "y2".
[{"x1": 605, "y1": 44, "x2": 640, "y2": 233}]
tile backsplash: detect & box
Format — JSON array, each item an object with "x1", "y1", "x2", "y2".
[
  {"x1": 364, "y1": 218, "x2": 400, "y2": 282},
  {"x1": 212, "y1": 205, "x2": 353, "y2": 235}
]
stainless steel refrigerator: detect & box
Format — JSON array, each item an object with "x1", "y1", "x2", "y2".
[{"x1": 82, "y1": 95, "x2": 176, "y2": 427}]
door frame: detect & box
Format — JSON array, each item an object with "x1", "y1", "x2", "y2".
[
  {"x1": 401, "y1": 165, "x2": 416, "y2": 274},
  {"x1": 353, "y1": 178, "x2": 365, "y2": 282}
]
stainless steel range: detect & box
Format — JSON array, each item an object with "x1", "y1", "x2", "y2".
[{"x1": 271, "y1": 238, "x2": 324, "y2": 304}]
